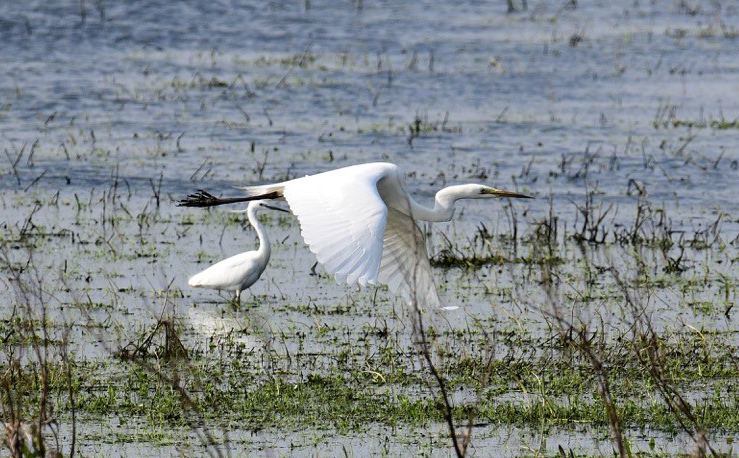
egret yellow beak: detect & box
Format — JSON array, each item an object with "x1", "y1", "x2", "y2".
[
  {"x1": 264, "y1": 204, "x2": 290, "y2": 213},
  {"x1": 483, "y1": 187, "x2": 533, "y2": 199}
]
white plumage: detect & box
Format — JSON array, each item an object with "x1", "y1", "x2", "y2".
[
  {"x1": 188, "y1": 201, "x2": 286, "y2": 303},
  {"x1": 182, "y1": 162, "x2": 531, "y2": 309}
]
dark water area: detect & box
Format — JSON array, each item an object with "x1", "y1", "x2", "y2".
[{"x1": 2, "y1": 1, "x2": 738, "y2": 212}]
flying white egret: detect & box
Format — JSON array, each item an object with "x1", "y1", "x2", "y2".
[
  {"x1": 188, "y1": 201, "x2": 288, "y2": 304},
  {"x1": 180, "y1": 162, "x2": 531, "y2": 308}
]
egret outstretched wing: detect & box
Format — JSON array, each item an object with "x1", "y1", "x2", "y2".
[
  {"x1": 282, "y1": 167, "x2": 389, "y2": 287},
  {"x1": 379, "y1": 208, "x2": 447, "y2": 309}
]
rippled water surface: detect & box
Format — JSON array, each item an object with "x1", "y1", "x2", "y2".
[{"x1": 2, "y1": 0, "x2": 739, "y2": 456}]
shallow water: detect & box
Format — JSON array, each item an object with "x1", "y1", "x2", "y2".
[{"x1": 2, "y1": 0, "x2": 739, "y2": 456}]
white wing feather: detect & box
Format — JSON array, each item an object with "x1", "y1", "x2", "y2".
[
  {"x1": 280, "y1": 163, "x2": 451, "y2": 309},
  {"x1": 378, "y1": 208, "x2": 450, "y2": 309},
  {"x1": 282, "y1": 167, "x2": 388, "y2": 287}
]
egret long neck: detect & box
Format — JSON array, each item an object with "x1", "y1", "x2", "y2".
[
  {"x1": 247, "y1": 207, "x2": 270, "y2": 262},
  {"x1": 409, "y1": 186, "x2": 461, "y2": 222}
]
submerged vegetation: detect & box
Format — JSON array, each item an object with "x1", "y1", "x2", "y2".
[
  {"x1": 3, "y1": 0, "x2": 739, "y2": 456},
  {"x1": 3, "y1": 169, "x2": 739, "y2": 456}
]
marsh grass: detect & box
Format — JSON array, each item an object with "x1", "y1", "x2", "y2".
[
  {"x1": 0, "y1": 248, "x2": 75, "y2": 457},
  {"x1": 0, "y1": 174, "x2": 739, "y2": 456},
  {"x1": 2, "y1": 20, "x2": 739, "y2": 454}
]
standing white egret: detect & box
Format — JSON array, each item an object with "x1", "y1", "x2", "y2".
[
  {"x1": 181, "y1": 162, "x2": 531, "y2": 308},
  {"x1": 188, "y1": 201, "x2": 288, "y2": 304}
]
